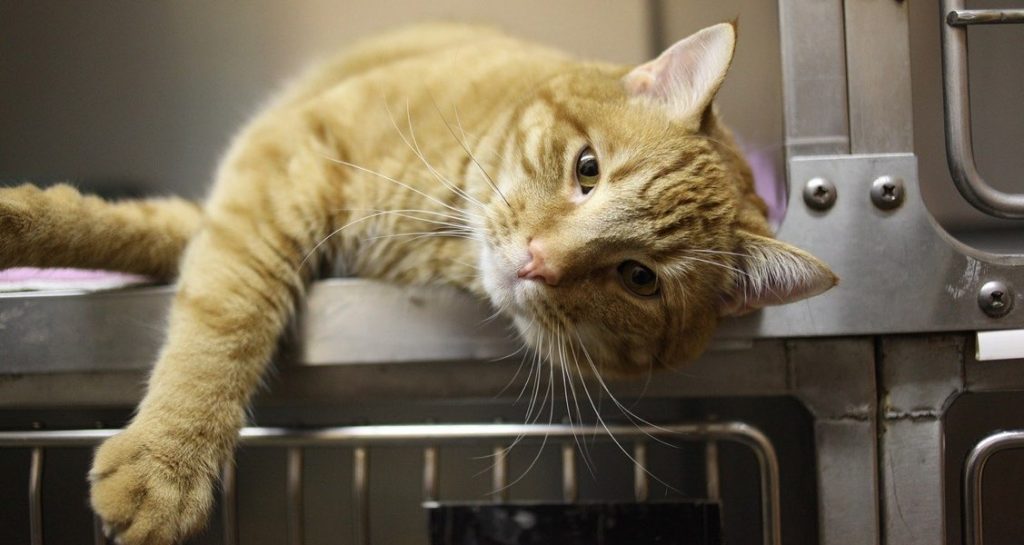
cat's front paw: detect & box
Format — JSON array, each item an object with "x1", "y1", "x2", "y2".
[{"x1": 90, "y1": 426, "x2": 218, "y2": 545}]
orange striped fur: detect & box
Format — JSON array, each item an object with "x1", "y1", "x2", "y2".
[{"x1": 1, "y1": 23, "x2": 835, "y2": 543}]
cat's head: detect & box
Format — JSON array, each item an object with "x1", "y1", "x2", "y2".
[{"x1": 478, "y1": 23, "x2": 836, "y2": 376}]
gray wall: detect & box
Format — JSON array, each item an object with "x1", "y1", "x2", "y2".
[{"x1": 0, "y1": 1, "x2": 651, "y2": 199}]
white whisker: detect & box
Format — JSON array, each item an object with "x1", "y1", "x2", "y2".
[
  {"x1": 320, "y1": 154, "x2": 482, "y2": 220},
  {"x1": 428, "y1": 94, "x2": 510, "y2": 208},
  {"x1": 569, "y1": 330, "x2": 681, "y2": 494}
]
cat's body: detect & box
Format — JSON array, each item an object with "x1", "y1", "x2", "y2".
[{"x1": 0, "y1": 23, "x2": 835, "y2": 544}]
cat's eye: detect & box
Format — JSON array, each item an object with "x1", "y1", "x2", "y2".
[
  {"x1": 575, "y1": 146, "x2": 600, "y2": 194},
  {"x1": 618, "y1": 260, "x2": 659, "y2": 297}
]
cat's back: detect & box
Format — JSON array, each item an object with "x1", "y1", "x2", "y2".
[{"x1": 277, "y1": 23, "x2": 569, "y2": 109}]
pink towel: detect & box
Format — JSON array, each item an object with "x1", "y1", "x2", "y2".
[{"x1": 0, "y1": 268, "x2": 151, "y2": 293}]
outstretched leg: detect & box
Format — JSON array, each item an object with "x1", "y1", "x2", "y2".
[
  {"x1": 88, "y1": 121, "x2": 335, "y2": 543},
  {"x1": 0, "y1": 183, "x2": 201, "y2": 279}
]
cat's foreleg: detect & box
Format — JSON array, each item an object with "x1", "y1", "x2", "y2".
[
  {"x1": 88, "y1": 208, "x2": 315, "y2": 544},
  {"x1": 0, "y1": 183, "x2": 201, "y2": 279}
]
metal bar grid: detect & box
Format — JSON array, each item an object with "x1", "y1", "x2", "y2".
[
  {"x1": 963, "y1": 429, "x2": 1024, "y2": 545},
  {"x1": 1, "y1": 421, "x2": 779, "y2": 545}
]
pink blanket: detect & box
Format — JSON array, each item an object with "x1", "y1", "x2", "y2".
[{"x1": 0, "y1": 267, "x2": 150, "y2": 293}]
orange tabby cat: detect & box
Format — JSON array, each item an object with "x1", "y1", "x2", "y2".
[{"x1": 0, "y1": 22, "x2": 835, "y2": 544}]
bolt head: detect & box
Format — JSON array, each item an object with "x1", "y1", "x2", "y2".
[
  {"x1": 870, "y1": 176, "x2": 905, "y2": 210},
  {"x1": 979, "y1": 281, "x2": 1014, "y2": 318},
  {"x1": 803, "y1": 177, "x2": 837, "y2": 211}
]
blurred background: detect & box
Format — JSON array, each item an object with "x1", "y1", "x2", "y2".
[{"x1": 0, "y1": 1, "x2": 782, "y2": 207}]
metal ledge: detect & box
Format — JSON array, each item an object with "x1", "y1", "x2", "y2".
[{"x1": 0, "y1": 279, "x2": 516, "y2": 375}]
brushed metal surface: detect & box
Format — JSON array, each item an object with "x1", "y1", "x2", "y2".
[
  {"x1": 723, "y1": 154, "x2": 1024, "y2": 339},
  {"x1": 778, "y1": 0, "x2": 850, "y2": 155},
  {"x1": 844, "y1": 0, "x2": 914, "y2": 154}
]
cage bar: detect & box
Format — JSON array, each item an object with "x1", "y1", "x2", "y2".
[
  {"x1": 561, "y1": 442, "x2": 577, "y2": 502},
  {"x1": 633, "y1": 441, "x2": 648, "y2": 502},
  {"x1": 286, "y1": 447, "x2": 304, "y2": 545},
  {"x1": 423, "y1": 446, "x2": 439, "y2": 502},
  {"x1": 352, "y1": 446, "x2": 370, "y2": 545},
  {"x1": 28, "y1": 447, "x2": 43, "y2": 545},
  {"x1": 706, "y1": 440, "x2": 721, "y2": 501},
  {"x1": 1, "y1": 421, "x2": 779, "y2": 545},
  {"x1": 222, "y1": 461, "x2": 238, "y2": 545}
]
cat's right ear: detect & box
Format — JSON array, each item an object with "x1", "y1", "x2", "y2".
[
  {"x1": 622, "y1": 22, "x2": 737, "y2": 124},
  {"x1": 718, "y1": 231, "x2": 838, "y2": 317}
]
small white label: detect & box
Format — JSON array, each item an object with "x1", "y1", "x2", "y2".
[{"x1": 976, "y1": 329, "x2": 1024, "y2": 361}]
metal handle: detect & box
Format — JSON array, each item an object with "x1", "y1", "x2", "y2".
[
  {"x1": 940, "y1": 0, "x2": 1024, "y2": 218},
  {"x1": 963, "y1": 430, "x2": 1024, "y2": 545}
]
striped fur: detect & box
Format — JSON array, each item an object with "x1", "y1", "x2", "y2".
[{"x1": 1, "y1": 23, "x2": 834, "y2": 543}]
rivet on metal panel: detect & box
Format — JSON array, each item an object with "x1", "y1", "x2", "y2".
[
  {"x1": 803, "y1": 177, "x2": 837, "y2": 210},
  {"x1": 870, "y1": 176, "x2": 905, "y2": 210},
  {"x1": 979, "y1": 281, "x2": 1014, "y2": 318}
]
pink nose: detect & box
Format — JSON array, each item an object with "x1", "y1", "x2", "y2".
[{"x1": 517, "y1": 238, "x2": 561, "y2": 286}]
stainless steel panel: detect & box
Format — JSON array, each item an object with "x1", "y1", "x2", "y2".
[
  {"x1": 723, "y1": 154, "x2": 1024, "y2": 339},
  {"x1": 880, "y1": 419, "x2": 946, "y2": 545},
  {"x1": 299, "y1": 281, "x2": 515, "y2": 366},
  {"x1": 0, "y1": 336, "x2": 791, "y2": 407},
  {"x1": 878, "y1": 336, "x2": 966, "y2": 545},
  {"x1": 0, "y1": 280, "x2": 515, "y2": 374},
  {"x1": 844, "y1": 0, "x2": 914, "y2": 154},
  {"x1": 814, "y1": 421, "x2": 879, "y2": 545},
  {"x1": 777, "y1": 0, "x2": 850, "y2": 155},
  {"x1": 788, "y1": 338, "x2": 879, "y2": 545},
  {"x1": 0, "y1": 286, "x2": 172, "y2": 374}
]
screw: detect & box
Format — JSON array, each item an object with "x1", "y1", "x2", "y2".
[
  {"x1": 979, "y1": 280, "x2": 1014, "y2": 318},
  {"x1": 803, "y1": 177, "x2": 837, "y2": 211},
  {"x1": 870, "y1": 176, "x2": 905, "y2": 210}
]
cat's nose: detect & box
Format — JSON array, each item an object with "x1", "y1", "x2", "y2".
[{"x1": 517, "y1": 238, "x2": 561, "y2": 286}]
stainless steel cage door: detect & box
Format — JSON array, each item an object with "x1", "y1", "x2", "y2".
[{"x1": 940, "y1": 0, "x2": 1024, "y2": 218}]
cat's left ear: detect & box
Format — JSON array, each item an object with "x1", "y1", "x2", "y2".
[
  {"x1": 719, "y1": 231, "x2": 838, "y2": 317},
  {"x1": 623, "y1": 22, "x2": 736, "y2": 123}
]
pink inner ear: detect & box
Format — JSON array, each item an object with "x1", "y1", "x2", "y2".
[
  {"x1": 622, "y1": 23, "x2": 736, "y2": 121},
  {"x1": 719, "y1": 234, "x2": 838, "y2": 317}
]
